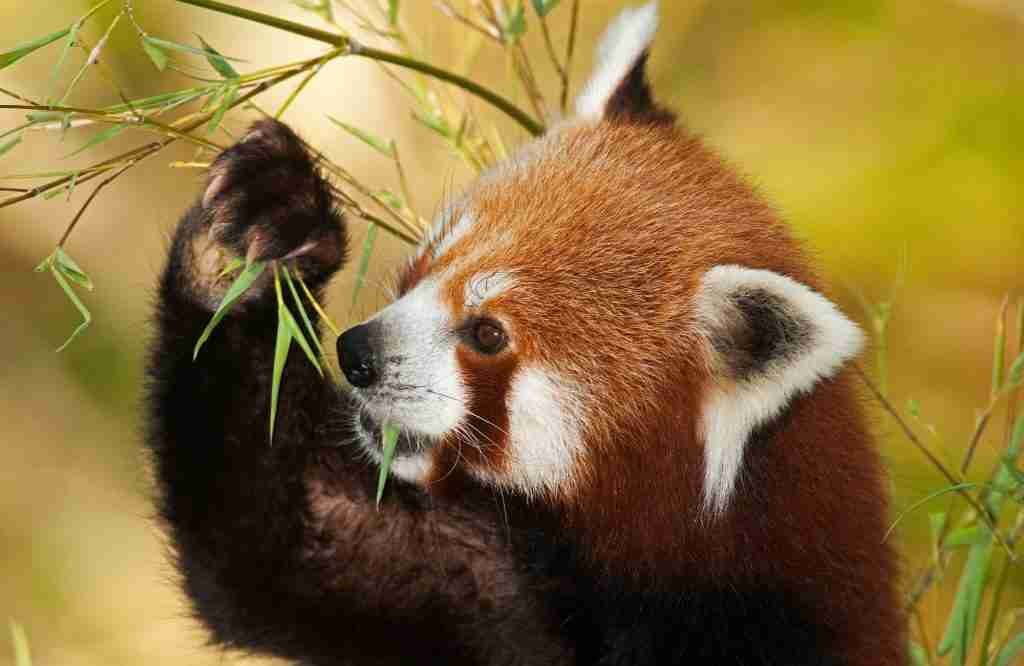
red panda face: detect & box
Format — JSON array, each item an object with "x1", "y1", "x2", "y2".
[{"x1": 342, "y1": 1, "x2": 863, "y2": 520}]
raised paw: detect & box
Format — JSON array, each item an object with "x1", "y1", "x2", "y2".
[{"x1": 199, "y1": 119, "x2": 347, "y2": 282}]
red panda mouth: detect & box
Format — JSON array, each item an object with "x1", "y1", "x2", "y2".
[{"x1": 357, "y1": 409, "x2": 424, "y2": 458}]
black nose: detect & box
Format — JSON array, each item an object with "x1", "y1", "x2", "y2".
[{"x1": 337, "y1": 323, "x2": 379, "y2": 388}]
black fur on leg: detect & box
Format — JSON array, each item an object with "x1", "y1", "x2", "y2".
[{"x1": 146, "y1": 119, "x2": 569, "y2": 665}]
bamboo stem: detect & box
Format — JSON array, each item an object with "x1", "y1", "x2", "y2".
[{"x1": 171, "y1": 0, "x2": 544, "y2": 136}]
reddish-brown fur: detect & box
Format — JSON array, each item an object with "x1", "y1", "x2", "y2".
[{"x1": 399, "y1": 120, "x2": 905, "y2": 664}]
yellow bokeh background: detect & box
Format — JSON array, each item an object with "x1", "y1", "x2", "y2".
[{"x1": 1, "y1": 1, "x2": 1022, "y2": 664}]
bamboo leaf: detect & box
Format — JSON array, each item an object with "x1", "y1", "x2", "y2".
[
  {"x1": 327, "y1": 116, "x2": 396, "y2": 157},
  {"x1": 269, "y1": 308, "x2": 293, "y2": 445},
  {"x1": 1007, "y1": 351, "x2": 1024, "y2": 388},
  {"x1": 49, "y1": 262, "x2": 92, "y2": 353},
  {"x1": 207, "y1": 81, "x2": 238, "y2": 135},
  {"x1": 350, "y1": 223, "x2": 378, "y2": 310},
  {"x1": 944, "y1": 525, "x2": 989, "y2": 548},
  {"x1": 531, "y1": 0, "x2": 561, "y2": 17},
  {"x1": 994, "y1": 632, "x2": 1024, "y2": 666},
  {"x1": 937, "y1": 537, "x2": 994, "y2": 664},
  {"x1": 217, "y1": 256, "x2": 245, "y2": 278},
  {"x1": 376, "y1": 422, "x2": 400, "y2": 507},
  {"x1": 141, "y1": 35, "x2": 169, "y2": 71},
  {"x1": 46, "y1": 21, "x2": 80, "y2": 101},
  {"x1": 196, "y1": 35, "x2": 240, "y2": 79},
  {"x1": 9, "y1": 620, "x2": 31, "y2": 666},
  {"x1": 388, "y1": 0, "x2": 400, "y2": 25},
  {"x1": 908, "y1": 641, "x2": 927, "y2": 666},
  {"x1": 0, "y1": 26, "x2": 71, "y2": 70},
  {"x1": 193, "y1": 260, "x2": 266, "y2": 359},
  {"x1": 0, "y1": 133, "x2": 22, "y2": 159},
  {"x1": 143, "y1": 35, "x2": 245, "y2": 62},
  {"x1": 54, "y1": 247, "x2": 94, "y2": 290},
  {"x1": 884, "y1": 483, "x2": 978, "y2": 542},
  {"x1": 281, "y1": 265, "x2": 325, "y2": 362},
  {"x1": 64, "y1": 124, "x2": 126, "y2": 159},
  {"x1": 501, "y1": 3, "x2": 528, "y2": 42},
  {"x1": 375, "y1": 189, "x2": 403, "y2": 211},
  {"x1": 282, "y1": 308, "x2": 321, "y2": 375},
  {"x1": 297, "y1": 273, "x2": 340, "y2": 337}
]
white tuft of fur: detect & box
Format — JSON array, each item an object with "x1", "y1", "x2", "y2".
[
  {"x1": 483, "y1": 366, "x2": 586, "y2": 499},
  {"x1": 697, "y1": 265, "x2": 864, "y2": 516},
  {"x1": 575, "y1": 1, "x2": 659, "y2": 119},
  {"x1": 465, "y1": 272, "x2": 516, "y2": 308},
  {"x1": 424, "y1": 209, "x2": 476, "y2": 259}
]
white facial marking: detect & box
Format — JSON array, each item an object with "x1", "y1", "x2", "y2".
[
  {"x1": 465, "y1": 272, "x2": 516, "y2": 309},
  {"x1": 575, "y1": 1, "x2": 659, "y2": 119},
  {"x1": 697, "y1": 265, "x2": 864, "y2": 516},
  {"x1": 350, "y1": 277, "x2": 467, "y2": 478},
  {"x1": 481, "y1": 366, "x2": 586, "y2": 499}
]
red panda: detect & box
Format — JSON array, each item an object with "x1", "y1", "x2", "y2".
[{"x1": 146, "y1": 3, "x2": 905, "y2": 665}]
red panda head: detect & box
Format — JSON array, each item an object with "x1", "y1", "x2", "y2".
[{"x1": 340, "y1": 1, "x2": 864, "y2": 561}]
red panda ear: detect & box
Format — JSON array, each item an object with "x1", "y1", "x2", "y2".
[
  {"x1": 694, "y1": 266, "x2": 864, "y2": 517},
  {"x1": 574, "y1": 2, "x2": 674, "y2": 125}
]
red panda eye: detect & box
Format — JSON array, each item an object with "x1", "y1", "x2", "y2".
[{"x1": 472, "y1": 321, "x2": 507, "y2": 354}]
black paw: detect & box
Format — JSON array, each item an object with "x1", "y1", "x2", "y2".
[{"x1": 201, "y1": 119, "x2": 347, "y2": 280}]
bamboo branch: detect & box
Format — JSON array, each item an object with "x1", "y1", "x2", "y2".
[
  {"x1": 854, "y1": 364, "x2": 1014, "y2": 558},
  {"x1": 171, "y1": 0, "x2": 544, "y2": 136}
]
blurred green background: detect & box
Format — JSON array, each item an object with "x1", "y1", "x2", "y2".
[{"x1": 1, "y1": 1, "x2": 1022, "y2": 664}]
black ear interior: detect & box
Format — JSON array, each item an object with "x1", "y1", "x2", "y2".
[
  {"x1": 604, "y1": 51, "x2": 675, "y2": 125},
  {"x1": 707, "y1": 288, "x2": 815, "y2": 382}
]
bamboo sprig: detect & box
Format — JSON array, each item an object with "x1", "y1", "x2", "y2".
[
  {"x1": 853, "y1": 365, "x2": 1014, "y2": 558},
  {"x1": 171, "y1": 0, "x2": 544, "y2": 136}
]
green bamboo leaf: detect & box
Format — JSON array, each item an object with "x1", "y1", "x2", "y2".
[
  {"x1": 274, "y1": 264, "x2": 320, "y2": 375},
  {"x1": 908, "y1": 641, "x2": 927, "y2": 666},
  {"x1": 49, "y1": 263, "x2": 92, "y2": 353},
  {"x1": 0, "y1": 133, "x2": 22, "y2": 159},
  {"x1": 327, "y1": 116, "x2": 396, "y2": 158},
  {"x1": 501, "y1": 3, "x2": 527, "y2": 42},
  {"x1": 350, "y1": 223, "x2": 378, "y2": 309},
  {"x1": 944, "y1": 525, "x2": 989, "y2": 548},
  {"x1": 985, "y1": 414, "x2": 1024, "y2": 515},
  {"x1": 207, "y1": 81, "x2": 238, "y2": 135},
  {"x1": 269, "y1": 309, "x2": 293, "y2": 445},
  {"x1": 376, "y1": 422, "x2": 400, "y2": 507},
  {"x1": 411, "y1": 108, "x2": 450, "y2": 138},
  {"x1": 0, "y1": 26, "x2": 71, "y2": 70},
  {"x1": 995, "y1": 632, "x2": 1024, "y2": 666},
  {"x1": 281, "y1": 265, "x2": 325, "y2": 361},
  {"x1": 60, "y1": 14, "x2": 120, "y2": 104},
  {"x1": 64, "y1": 124, "x2": 126, "y2": 159},
  {"x1": 531, "y1": 0, "x2": 561, "y2": 17},
  {"x1": 282, "y1": 308, "x2": 321, "y2": 376},
  {"x1": 141, "y1": 35, "x2": 169, "y2": 71},
  {"x1": 143, "y1": 35, "x2": 245, "y2": 62},
  {"x1": 217, "y1": 256, "x2": 245, "y2": 278},
  {"x1": 46, "y1": 21, "x2": 80, "y2": 101},
  {"x1": 297, "y1": 273, "x2": 340, "y2": 337},
  {"x1": 388, "y1": 0, "x2": 400, "y2": 25},
  {"x1": 54, "y1": 247, "x2": 94, "y2": 290},
  {"x1": 193, "y1": 260, "x2": 266, "y2": 359},
  {"x1": 1007, "y1": 351, "x2": 1024, "y2": 388},
  {"x1": 883, "y1": 483, "x2": 978, "y2": 542},
  {"x1": 375, "y1": 189, "x2": 403, "y2": 211},
  {"x1": 196, "y1": 35, "x2": 239, "y2": 79},
  {"x1": 9, "y1": 620, "x2": 31, "y2": 666},
  {"x1": 937, "y1": 537, "x2": 994, "y2": 664}
]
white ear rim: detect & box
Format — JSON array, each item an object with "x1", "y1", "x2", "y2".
[
  {"x1": 575, "y1": 1, "x2": 659, "y2": 120},
  {"x1": 697, "y1": 265, "x2": 864, "y2": 517}
]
